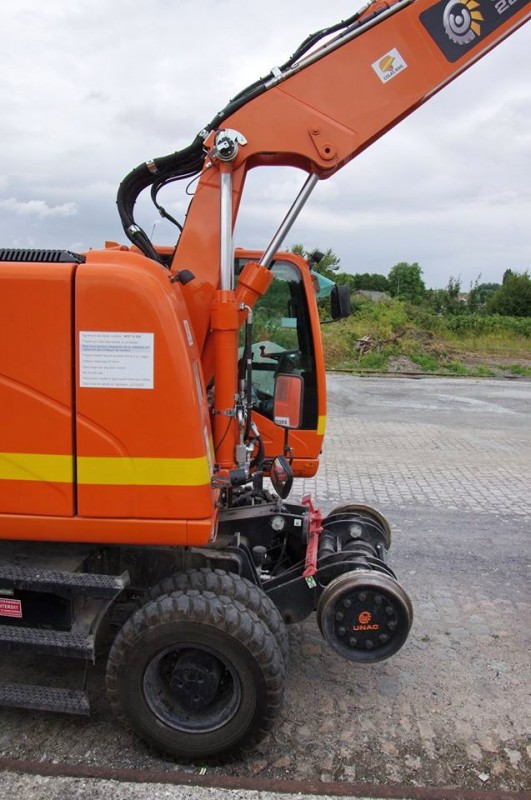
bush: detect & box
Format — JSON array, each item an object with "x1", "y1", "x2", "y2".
[{"x1": 445, "y1": 314, "x2": 531, "y2": 337}]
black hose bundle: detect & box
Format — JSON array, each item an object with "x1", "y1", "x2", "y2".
[{"x1": 116, "y1": 135, "x2": 206, "y2": 261}]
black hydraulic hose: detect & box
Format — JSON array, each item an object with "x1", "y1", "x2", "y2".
[
  {"x1": 116, "y1": 136, "x2": 206, "y2": 260},
  {"x1": 224, "y1": 3, "x2": 375, "y2": 111}
]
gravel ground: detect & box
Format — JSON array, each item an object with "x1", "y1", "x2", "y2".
[{"x1": 0, "y1": 375, "x2": 529, "y2": 795}]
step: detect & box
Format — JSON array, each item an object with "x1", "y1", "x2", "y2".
[
  {"x1": 0, "y1": 565, "x2": 129, "y2": 597},
  {"x1": 0, "y1": 625, "x2": 94, "y2": 659},
  {"x1": 0, "y1": 683, "x2": 90, "y2": 716}
]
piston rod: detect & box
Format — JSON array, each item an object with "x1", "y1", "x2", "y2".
[{"x1": 259, "y1": 174, "x2": 319, "y2": 269}]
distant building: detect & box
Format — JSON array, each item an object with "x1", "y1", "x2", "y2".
[{"x1": 354, "y1": 290, "x2": 390, "y2": 302}]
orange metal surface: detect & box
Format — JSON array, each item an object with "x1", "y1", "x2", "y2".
[
  {"x1": 0, "y1": 512, "x2": 215, "y2": 546},
  {"x1": 210, "y1": 290, "x2": 241, "y2": 469},
  {"x1": 75, "y1": 249, "x2": 215, "y2": 521},
  {"x1": 234, "y1": 261, "x2": 274, "y2": 309},
  {"x1": 0, "y1": 261, "x2": 75, "y2": 516},
  {"x1": 0, "y1": 250, "x2": 218, "y2": 545}
]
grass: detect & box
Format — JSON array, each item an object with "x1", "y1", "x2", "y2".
[
  {"x1": 321, "y1": 297, "x2": 531, "y2": 377},
  {"x1": 410, "y1": 353, "x2": 439, "y2": 372},
  {"x1": 445, "y1": 331, "x2": 530, "y2": 359},
  {"x1": 357, "y1": 351, "x2": 389, "y2": 371},
  {"x1": 507, "y1": 364, "x2": 531, "y2": 377}
]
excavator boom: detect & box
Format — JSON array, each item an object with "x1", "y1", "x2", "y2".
[{"x1": 164, "y1": 0, "x2": 530, "y2": 312}]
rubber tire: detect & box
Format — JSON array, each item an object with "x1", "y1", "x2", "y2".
[
  {"x1": 106, "y1": 590, "x2": 285, "y2": 760},
  {"x1": 146, "y1": 569, "x2": 290, "y2": 666}
]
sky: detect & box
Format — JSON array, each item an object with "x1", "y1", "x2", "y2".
[{"x1": 0, "y1": 0, "x2": 529, "y2": 289}]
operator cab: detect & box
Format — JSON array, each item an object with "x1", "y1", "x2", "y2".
[{"x1": 235, "y1": 255, "x2": 318, "y2": 431}]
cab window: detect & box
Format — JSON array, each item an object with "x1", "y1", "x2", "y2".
[{"x1": 237, "y1": 259, "x2": 318, "y2": 429}]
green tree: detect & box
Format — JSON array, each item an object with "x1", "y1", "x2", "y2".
[
  {"x1": 425, "y1": 277, "x2": 463, "y2": 315},
  {"x1": 352, "y1": 272, "x2": 390, "y2": 292},
  {"x1": 292, "y1": 245, "x2": 340, "y2": 280},
  {"x1": 467, "y1": 280, "x2": 501, "y2": 311},
  {"x1": 333, "y1": 271, "x2": 357, "y2": 290},
  {"x1": 388, "y1": 262, "x2": 426, "y2": 303},
  {"x1": 502, "y1": 268, "x2": 515, "y2": 285},
  {"x1": 486, "y1": 271, "x2": 531, "y2": 317}
]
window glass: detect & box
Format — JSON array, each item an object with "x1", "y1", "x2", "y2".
[{"x1": 237, "y1": 259, "x2": 318, "y2": 428}]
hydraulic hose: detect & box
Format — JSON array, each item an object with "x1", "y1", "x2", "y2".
[{"x1": 116, "y1": 136, "x2": 206, "y2": 260}]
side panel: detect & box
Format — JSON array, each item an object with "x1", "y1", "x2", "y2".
[
  {"x1": 75, "y1": 250, "x2": 215, "y2": 523},
  {"x1": 0, "y1": 262, "x2": 75, "y2": 516}
]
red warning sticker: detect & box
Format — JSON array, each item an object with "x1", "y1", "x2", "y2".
[{"x1": 0, "y1": 598, "x2": 22, "y2": 618}]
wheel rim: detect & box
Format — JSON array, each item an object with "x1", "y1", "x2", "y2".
[{"x1": 143, "y1": 643, "x2": 242, "y2": 733}]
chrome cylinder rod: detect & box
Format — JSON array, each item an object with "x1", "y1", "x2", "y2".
[
  {"x1": 259, "y1": 173, "x2": 319, "y2": 269},
  {"x1": 220, "y1": 170, "x2": 234, "y2": 290}
]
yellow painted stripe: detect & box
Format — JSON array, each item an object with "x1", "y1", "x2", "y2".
[
  {"x1": 317, "y1": 415, "x2": 327, "y2": 436},
  {"x1": 77, "y1": 455, "x2": 211, "y2": 486},
  {"x1": 0, "y1": 452, "x2": 211, "y2": 487},
  {"x1": 0, "y1": 452, "x2": 73, "y2": 483}
]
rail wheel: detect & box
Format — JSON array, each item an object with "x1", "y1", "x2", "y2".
[
  {"x1": 106, "y1": 590, "x2": 284, "y2": 759},
  {"x1": 146, "y1": 569, "x2": 289, "y2": 666},
  {"x1": 324, "y1": 502, "x2": 392, "y2": 548}
]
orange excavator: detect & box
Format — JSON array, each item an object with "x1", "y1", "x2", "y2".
[{"x1": 0, "y1": 0, "x2": 528, "y2": 759}]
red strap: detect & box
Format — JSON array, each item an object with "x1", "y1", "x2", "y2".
[{"x1": 302, "y1": 495, "x2": 323, "y2": 579}]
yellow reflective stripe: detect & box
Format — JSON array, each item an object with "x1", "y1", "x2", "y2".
[
  {"x1": 317, "y1": 415, "x2": 327, "y2": 436},
  {"x1": 0, "y1": 452, "x2": 211, "y2": 487},
  {"x1": 0, "y1": 452, "x2": 73, "y2": 483},
  {"x1": 77, "y1": 455, "x2": 211, "y2": 486}
]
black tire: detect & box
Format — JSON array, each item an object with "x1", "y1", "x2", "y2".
[
  {"x1": 146, "y1": 568, "x2": 290, "y2": 666},
  {"x1": 106, "y1": 590, "x2": 285, "y2": 760}
]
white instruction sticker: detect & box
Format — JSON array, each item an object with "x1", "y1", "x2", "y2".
[{"x1": 80, "y1": 331, "x2": 154, "y2": 389}]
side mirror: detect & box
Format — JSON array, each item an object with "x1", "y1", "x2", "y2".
[
  {"x1": 330, "y1": 284, "x2": 351, "y2": 320},
  {"x1": 274, "y1": 374, "x2": 303, "y2": 430},
  {"x1": 270, "y1": 455, "x2": 294, "y2": 500}
]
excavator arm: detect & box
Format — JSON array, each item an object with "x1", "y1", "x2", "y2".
[
  {"x1": 118, "y1": 0, "x2": 529, "y2": 319},
  {"x1": 116, "y1": 0, "x2": 529, "y2": 468}
]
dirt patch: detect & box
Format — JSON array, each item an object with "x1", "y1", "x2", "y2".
[{"x1": 388, "y1": 356, "x2": 423, "y2": 373}]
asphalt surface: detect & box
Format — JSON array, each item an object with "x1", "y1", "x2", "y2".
[{"x1": 0, "y1": 375, "x2": 530, "y2": 799}]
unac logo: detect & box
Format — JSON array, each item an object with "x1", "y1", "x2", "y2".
[
  {"x1": 353, "y1": 610, "x2": 379, "y2": 631},
  {"x1": 443, "y1": 0, "x2": 484, "y2": 45}
]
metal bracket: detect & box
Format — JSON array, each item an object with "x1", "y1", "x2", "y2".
[
  {"x1": 308, "y1": 127, "x2": 336, "y2": 162},
  {"x1": 210, "y1": 129, "x2": 248, "y2": 163}
]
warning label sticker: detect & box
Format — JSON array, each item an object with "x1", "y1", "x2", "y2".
[
  {"x1": 0, "y1": 598, "x2": 22, "y2": 618},
  {"x1": 79, "y1": 331, "x2": 154, "y2": 389}
]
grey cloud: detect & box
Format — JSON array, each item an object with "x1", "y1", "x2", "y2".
[{"x1": 0, "y1": 197, "x2": 78, "y2": 218}]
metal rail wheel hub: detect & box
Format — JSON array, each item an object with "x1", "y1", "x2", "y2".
[{"x1": 317, "y1": 570, "x2": 413, "y2": 663}]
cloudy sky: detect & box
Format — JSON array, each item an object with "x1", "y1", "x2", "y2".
[{"x1": 1, "y1": 0, "x2": 529, "y2": 289}]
